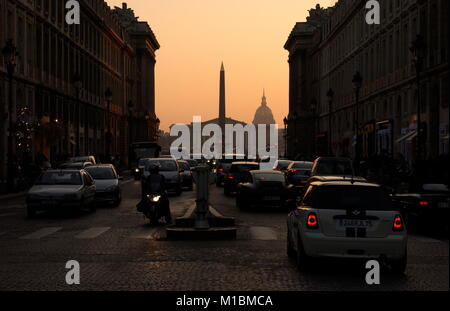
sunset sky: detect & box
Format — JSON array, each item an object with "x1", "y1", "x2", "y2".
[{"x1": 107, "y1": 0, "x2": 334, "y2": 131}]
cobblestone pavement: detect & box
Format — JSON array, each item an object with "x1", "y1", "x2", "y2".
[{"x1": 0, "y1": 179, "x2": 448, "y2": 291}]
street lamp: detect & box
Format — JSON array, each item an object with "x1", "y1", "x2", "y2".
[
  {"x1": 2, "y1": 39, "x2": 18, "y2": 192},
  {"x1": 283, "y1": 116, "x2": 288, "y2": 159},
  {"x1": 352, "y1": 71, "x2": 363, "y2": 174},
  {"x1": 72, "y1": 73, "x2": 82, "y2": 156},
  {"x1": 105, "y1": 88, "x2": 113, "y2": 162},
  {"x1": 326, "y1": 88, "x2": 335, "y2": 156},
  {"x1": 410, "y1": 34, "x2": 426, "y2": 163}
]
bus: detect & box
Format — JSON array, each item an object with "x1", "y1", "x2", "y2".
[{"x1": 129, "y1": 141, "x2": 161, "y2": 168}]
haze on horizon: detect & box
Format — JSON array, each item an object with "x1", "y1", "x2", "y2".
[{"x1": 107, "y1": 0, "x2": 334, "y2": 131}]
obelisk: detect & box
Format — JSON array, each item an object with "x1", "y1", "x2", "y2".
[{"x1": 219, "y1": 62, "x2": 226, "y2": 123}]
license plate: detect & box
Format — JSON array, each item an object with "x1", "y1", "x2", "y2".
[
  {"x1": 438, "y1": 202, "x2": 449, "y2": 208},
  {"x1": 338, "y1": 219, "x2": 373, "y2": 228},
  {"x1": 264, "y1": 196, "x2": 280, "y2": 201}
]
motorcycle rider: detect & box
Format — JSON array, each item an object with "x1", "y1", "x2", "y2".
[{"x1": 143, "y1": 163, "x2": 172, "y2": 224}]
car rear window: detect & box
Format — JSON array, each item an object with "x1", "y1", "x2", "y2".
[
  {"x1": 230, "y1": 164, "x2": 259, "y2": 173},
  {"x1": 146, "y1": 160, "x2": 177, "y2": 171},
  {"x1": 85, "y1": 167, "x2": 116, "y2": 180},
  {"x1": 303, "y1": 185, "x2": 392, "y2": 210},
  {"x1": 274, "y1": 161, "x2": 291, "y2": 169},
  {"x1": 316, "y1": 160, "x2": 353, "y2": 175},
  {"x1": 36, "y1": 172, "x2": 82, "y2": 185},
  {"x1": 292, "y1": 162, "x2": 313, "y2": 169},
  {"x1": 254, "y1": 173, "x2": 285, "y2": 183}
]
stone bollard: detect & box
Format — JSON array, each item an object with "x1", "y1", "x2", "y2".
[{"x1": 192, "y1": 165, "x2": 210, "y2": 229}]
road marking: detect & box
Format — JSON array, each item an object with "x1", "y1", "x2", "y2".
[
  {"x1": 249, "y1": 226, "x2": 278, "y2": 240},
  {"x1": 75, "y1": 227, "x2": 110, "y2": 239},
  {"x1": 133, "y1": 227, "x2": 158, "y2": 239},
  {"x1": 20, "y1": 227, "x2": 62, "y2": 240},
  {"x1": 410, "y1": 234, "x2": 443, "y2": 243}
]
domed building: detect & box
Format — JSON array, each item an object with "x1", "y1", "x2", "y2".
[{"x1": 253, "y1": 90, "x2": 276, "y2": 125}]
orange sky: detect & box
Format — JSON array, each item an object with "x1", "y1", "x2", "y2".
[{"x1": 107, "y1": 0, "x2": 334, "y2": 131}]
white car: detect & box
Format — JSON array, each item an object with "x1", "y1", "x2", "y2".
[
  {"x1": 26, "y1": 170, "x2": 96, "y2": 217},
  {"x1": 287, "y1": 181, "x2": 408, "y2": 273}
]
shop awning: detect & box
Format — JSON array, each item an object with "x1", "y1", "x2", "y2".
[{"x1": 396, "y1": 130, "x2": 417, "y2": 144}]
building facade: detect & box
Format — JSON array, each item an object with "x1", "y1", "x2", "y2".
[
  {"x1": 285, "y1": 0, "x2": 449, "y2": 165},
  {"x1": 0, "y1": 0, "x2": 159, "y2": 193}
]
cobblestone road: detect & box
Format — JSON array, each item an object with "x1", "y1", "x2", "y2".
[{"x1": 0, "y1": 179, "x2": 448, "y2": 291}]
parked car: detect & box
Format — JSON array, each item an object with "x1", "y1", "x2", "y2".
[
  {"x1": 26, "y1": 170, "x2": 96, "y2": 217},
  {"x1": 273, "y1": 160, "x2": 293, "y2": 173},
  {"x1": 85, "y1": 165, "x2": 122, "y2": 207},
  {"x1": 236, "y1": 170, "x2": 295, "y2": 210},
  {"x1": 59, "y1": 162, "x2": 93, "y2": 170},
  {"x1": 143, "y1": 158, "x2": 182, "y2": 196},
  {"x1": 215, "y1": 154, "x2": 247, "y2": 187},
  {"x1": 178, "y1": 160, "x2": 194, "y2": 191},
  {"x1": 186, "y1": 159, "x2": 199, "y2": 169},
  {"x1": 287, "y1": 181, "x2": 408, "y2": 273},
  {"x1": 134, "y1": 158, "x2": 149, "y2": 180},
  {"x1": 392, "y1": 183, "x2": 449, "y2": 231},
  {"x1": 224, "y1": 162, "x2": 260, "y2": 196},
  {"x1": 286, "y1": 161, "x2": 313, "y2": 188},
  {"x1": 69, "y1": 155, "x2": 97, "y2": 165}
]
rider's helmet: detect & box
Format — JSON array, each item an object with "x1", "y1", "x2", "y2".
[{"x1": 148, "y1": 163, "x2": 160, "y2": 175}]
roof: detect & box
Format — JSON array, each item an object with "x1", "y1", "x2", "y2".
[
  {"x1": 309, "y1": 176, "x2": 366, "y2": 182},
  {"x1": 311, "y1": 181, "x2": 380, "y2": 187},
  {"x1": 231, "y1": 162, "x2": 259, "y2": 165},
  {"x1": 252, "y1": 170, "x2": 283, "y2": 174}
]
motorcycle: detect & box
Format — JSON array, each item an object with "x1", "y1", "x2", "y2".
[{"x1": 137, "y1": 193, "x2": 170, "y2": 225}]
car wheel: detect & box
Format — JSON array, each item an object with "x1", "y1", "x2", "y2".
[
  {"x1": 390, "y1": 252, "x2": 407, "y2": 275},
  {"x1": 287, "y1": 229, "x2": 295, "y2": 258},
  {"x1": 296, "y1": 232, "x2": 310, "y2": 270},
  {"x1": 27, "y1": 206, "x2": 36, "y2": 218}
]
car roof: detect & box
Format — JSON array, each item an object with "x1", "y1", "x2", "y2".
[
  {"x1": 252, "y1": 170, "x2": 284, "y2": 174},
  {"x1": 311, "y1": 181, "x2": 379, "y2": 187},
  {"x1": 86, "y1": 164, "x2": 113, "y2": 168},
  {"x1": 310, "y1": 175, "x2": 366, "y2": 181},
  {"x1": 315, "y1": 157, "x2": 352, "y2": 162},
  {"x1": 177, "y1": 160, "x2": 188, "y2": 163},
  {"x1": 231, "y1": 161, "x2": 259, "y2": 165},
  {"x1": 45, "y1": 169, "x2": 82, "y2": 173}
]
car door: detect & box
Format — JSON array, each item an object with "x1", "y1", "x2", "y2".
[{"x1": 83, "y1": 172, "x2": 96, "y2": 202}]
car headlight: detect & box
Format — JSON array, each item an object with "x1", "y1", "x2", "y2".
[{"x1": 135, "y1": 168, "x2": 140, "y2": 173}]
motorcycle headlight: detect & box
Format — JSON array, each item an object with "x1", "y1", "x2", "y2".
[
  {"x1": 135, "y1": 168, "x2": 140, "y2": 173},
  {"x1": 152, "y1": 195, "x2": 161, "y2": 202}
]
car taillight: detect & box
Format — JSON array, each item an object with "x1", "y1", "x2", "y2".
[
  {"x1": 218, "y1": 168, "x2": 224, "y2": 172},
  {"x1": 393, "y1": 215, "x2": 404, "y2": 232},
  {"x1": 419, "y1": 200, "x2": 430, "y2": 207},
  {"x1": 274, "y1": 168, "x2": 281, "y2": 171},
  {"x1": 227, "y1": 175, "x2": 234, "y2": 179},
  {"x1": 290, "y1": 169, "x2": 298, "y2": 173},
  {"x1": 306, "y1": 213, "x2": 319, "y2": 229}
]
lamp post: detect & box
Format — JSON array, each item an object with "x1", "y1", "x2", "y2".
[
  {"x1": 410, "y1": 35, "x2": 426, "y2": 163},
  {"x1": 155, "y1": 118, "x2": 161, "y2": 141},
  {"x1": 292, "y1": 111, "x2": 298, "y2": 159},
  {"x1": 2, "y1": 39, "x2": 18, "y2": 192},
  {"x1": 105, "y1": 88, "x2": 113, "y2": 162},
  {"x1": 326, "y1": 88, "x2": 335, "y2": 156},
  {"x1": 352, "y1": 72, "x2": 363, "y2": 174},
  {"x1": 72, "y1": 73, "x2": 82, "y2": 156},
  {"x1": 283, "y1": 116, "x2": 288, "y2": 159},
  {"x1": 127, "y1": 101, "x2": 133, "y2": 169}
]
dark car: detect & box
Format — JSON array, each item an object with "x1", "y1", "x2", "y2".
[
  {"x1": 286, "y1": 161, "x2": 313, "y2": 188},
  {"x1": 236, "y1": 170, "x2": 295, "y2": 210},
  {"x1": 186, "y1": 159, "x2": 199, "y2": 169},
  {"x1": 178, "y1": 160, "x2": 194, "y2": 191},
  {"x1": 223, "y1": 162, "x2": 259, "y2": 196},
  {"x1": 392, "y1": 183, "x2": 449, "y2": 231},
  {"x1": 143, "y1": 158, "x2": 182, "y2": 196},
  {"x1": 273, "y1": 160, "x2": 293, "y2": 173},
  {"x1": 59, "y1": 162, "x2": 93, "y2": 170},
  {"x1": 215, "y1": 154, "x2": 247, "y2": 186},
  {"x1": 85, "y1": 165, "x2": 122, "y2": 207}
]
